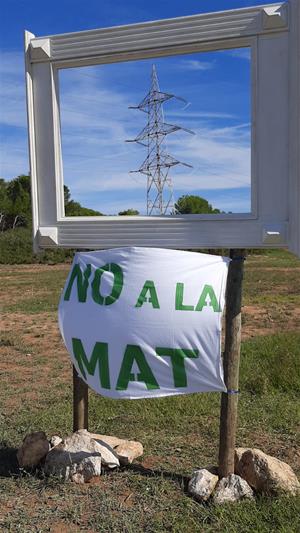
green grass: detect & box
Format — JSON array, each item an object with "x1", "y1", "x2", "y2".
[
  {"x1": 0, "y1": 249, "x2": 299, "y2": 315},
  {"x1": 0, "y1": 250, "x2": 299, "y2": 532},
  {"x1": 243, "y1": 268, "x2": 300, "y2": 306},
  {"x1": 0, "y1": 268, "x2": 68, "y2": 313},
  {"x1": 247, "y1": 249, "x2": 300, "y2": 268},
  {"x1": 0, "y1": 333, "x2": 299, "y2": 531},
  {"x1": 241, "y1": 332, "x2": 300, "y2": 394},
  {"x1": 0, "y1": 473, "x2": 298, "y2": 533}
]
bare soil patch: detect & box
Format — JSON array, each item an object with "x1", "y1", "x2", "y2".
[
  {"x1": 1, "y1": 311, "x2": 71, "y2": 411},
  {"x1": 242, "y1": 304, "x2": 300, "y2": 338}
]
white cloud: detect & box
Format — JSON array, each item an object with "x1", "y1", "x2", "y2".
[
  {"x1": 179, "y1": 59, "x2": 214, "y2": 71},
  {"x1": 168, "y1": 110, "x2": 236, "y2": 120},
  {"x1": 90, "y1": 197, "x2": 147, "y2": 215},
  {"x1": 0, "y1": 136, "x2": 29, "y2": 178},
  {"x1": 0, "y1": 51, "x2": 29, "y2": 179},
  {"x1": 0, "y1": 51, "x2": 27, "y2": 129},
  {"x1": 227, "y1": 48, "x2": 251, "y2": 61},
  {"x1": 168, "y1": 124, "x2": 250, "y2": 190},
  {"x1": 62, "y1": 121, "x2": 250, "y2": 196},
  {"x1": 209, "y1": 196, "x2": 250, "y2": 212}
]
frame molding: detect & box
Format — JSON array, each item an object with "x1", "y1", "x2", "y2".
[
  {"x1": 29, "y1": 3, "x2": 288, "y2": 64},
  {"x1": 25, "y1": 1, "x2": 300, "y2": 257}
]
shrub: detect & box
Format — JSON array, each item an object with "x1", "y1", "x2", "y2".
[{"x1": 0, "y1": 227, "x2": 74, "y2": 264}]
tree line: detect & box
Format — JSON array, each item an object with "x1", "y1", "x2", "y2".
[
  {"x1": 0, "y1": 174, "x2": 221, "y2": 233},
  {"x1": 0, "y1": 175, "x2": 103, "y2": 231},
  {"x1": 114, "y1": 197, "x2": 221, "y2": 216}
]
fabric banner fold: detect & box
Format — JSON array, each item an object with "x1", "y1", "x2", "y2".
[{"x1": 58, "y1": 247, "x2": 230, "y2": 399}]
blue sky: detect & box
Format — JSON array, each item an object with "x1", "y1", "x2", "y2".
[{"x1": 0, "y1": 0, "x2": 278, "y2": 215}]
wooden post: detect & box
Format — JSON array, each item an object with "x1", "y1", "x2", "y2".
[
  {"x1": 218, "y1": 248, "x2": 246, "y2": 478},
  {"x1": 73, "y1": 366, "x2": 89, "y2": 432}
]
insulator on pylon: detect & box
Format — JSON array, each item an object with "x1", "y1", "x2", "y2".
[{"x1": 126, "y1": 64, "x2": 195, "y2": 215}]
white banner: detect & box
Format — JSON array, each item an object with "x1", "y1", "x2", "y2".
[{"x1": 58, "y1": 247, "x2": 230, "y2": 399}]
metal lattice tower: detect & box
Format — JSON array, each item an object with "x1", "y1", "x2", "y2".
[{"x1": 126, "y1": 65, "x2": 194, "y2": 215}]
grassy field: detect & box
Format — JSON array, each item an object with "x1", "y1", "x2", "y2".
[{"x1": 0, "y1": 249, "x2": 299, "y2": 532}]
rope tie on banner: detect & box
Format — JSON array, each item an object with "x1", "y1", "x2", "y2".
[
  {"x1": 231, "y1": 256, "x2": 246, "y2": 262},
  {"x1": 226, "y1": 389, "x2": 240, "y2": 395}
]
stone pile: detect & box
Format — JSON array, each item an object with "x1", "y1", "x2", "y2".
[
  {"x1": 188, "y1": 468, "x2": 254, "y2": 504},
  {"x1": 17, "y1": 429, "x2": 143, "y2": 484},
  {"x1": 188, "y1": 448, "x2": 300, "y2": 504},
  {"x1": 17, "y1": 434, "x2": 299, "y2": 501}
]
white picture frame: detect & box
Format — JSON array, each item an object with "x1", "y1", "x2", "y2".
[{"x1": 24, "y1": 1, "x2": 300, "y2": 257}]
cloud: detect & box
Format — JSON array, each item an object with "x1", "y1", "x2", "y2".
[
  {"x1": 62, "y1": 121, "x2": 250, "y2": 197},
  {"x1": 0, "y1": 51, "x2": 29, "y2": 178},
  {"x1": 0, "y1": 135, "x2": 29, "y2": 179},
  {"x1": 178, "y1": 59, "x2": 214, "y2": 71},
  {"x1": 195, "y1": 185, "x2": 251, "y2": 213},
  {"x1": 168, "y1": 124, "x2": 251, "y2": 190},
  {"x1": 168, "y1": 110, "x2": 236, "y2": 120},
  {"x1": 87, "y1": 197, "x2": 147, "y2": 215},
  {"x1": 0, "y1": 51, "x2": 27, "y2": 129},
  {"x1": 227, "y1": 48, "x2": 251, "y2": 60}
]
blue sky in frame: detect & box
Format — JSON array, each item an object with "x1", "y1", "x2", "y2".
[
  {"x1": 0, "y1": 0, "x2": 279, "y2": 214},
  {"x1": 59, "y1": 51, "x2": 251, "y2": 214}
]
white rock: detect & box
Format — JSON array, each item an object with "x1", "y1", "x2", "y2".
[
  {"x1": 235, "y1": 448, "x2": 300, "y2": 495},
  {"x1": 71, "y1": 456, "x2": 102, "y2": 484},
  {"x1": 17, "y1": 431, "x2": 50, "y2": 468},
  {"x1": 213, "y1": 474, "x2": 254, "y2": 504},
  {"x1": 114, "y1": 441, "x2": 144, "y2": 465},
  {"x1": 94, "y1": 440, "x2": 120, "y2": 469},
  {"x1": 77, "y1": 429, "x2": 122, "y2": 449},
  {"x1": 77, "y1": 429, "x2": 143, "y2": 464},
  {"x1": 49, "y1": 435, "x2": 63, "y2": 448},
  {"x1": 44, "y1": 431, "x2": 119, "y2": 480},
  {"x1": 188, "y1": 468, "x2": 219, "y2": 502}
]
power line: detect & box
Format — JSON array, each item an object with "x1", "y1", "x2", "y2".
[{"x1": 126, "y1": 65, "x2": 195, "y2": 215}]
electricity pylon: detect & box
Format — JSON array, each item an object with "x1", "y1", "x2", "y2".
[{"x1": 126, "y1": 65, "x2": 194, "y2": 215}]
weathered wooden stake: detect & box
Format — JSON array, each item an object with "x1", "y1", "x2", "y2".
[
  {"x1": 218, "y1": 248, "x2": 246, "y2": 478},
  {"x1": 73, "y1": 366, "x2": 89, "y2": 432}
]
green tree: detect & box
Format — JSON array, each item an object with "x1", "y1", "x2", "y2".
[
  {"x1": 64, "y1": 185, "x2": 71, "y2": 205},
  {"x1": 6, "y1": 175, "x2": 32, "y2": 228},
  {"x1": 118, "y1": 209, "x2": 139, "y2": 216},
  {"x1": 0, "y1": 175, "x2": 103, "y2": 229},
  {"x1": 63, "y1": 184, "x2": 103, "y2": 216},
  {"x1": 174, "y1": 195, "x2": 220, "y2": 215},
  {"x1": 0, "y1": 179, "x2": 8, "y2": 211},
  {"x1": 0, "y1": 179, "x2": 9, "y2": 230},
  {"x1": 0, "y1": 178, "x2": 8, "y2": 202},
  {"x1": 65, "y1": 200, "x2": 102, "y2": 217}
]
